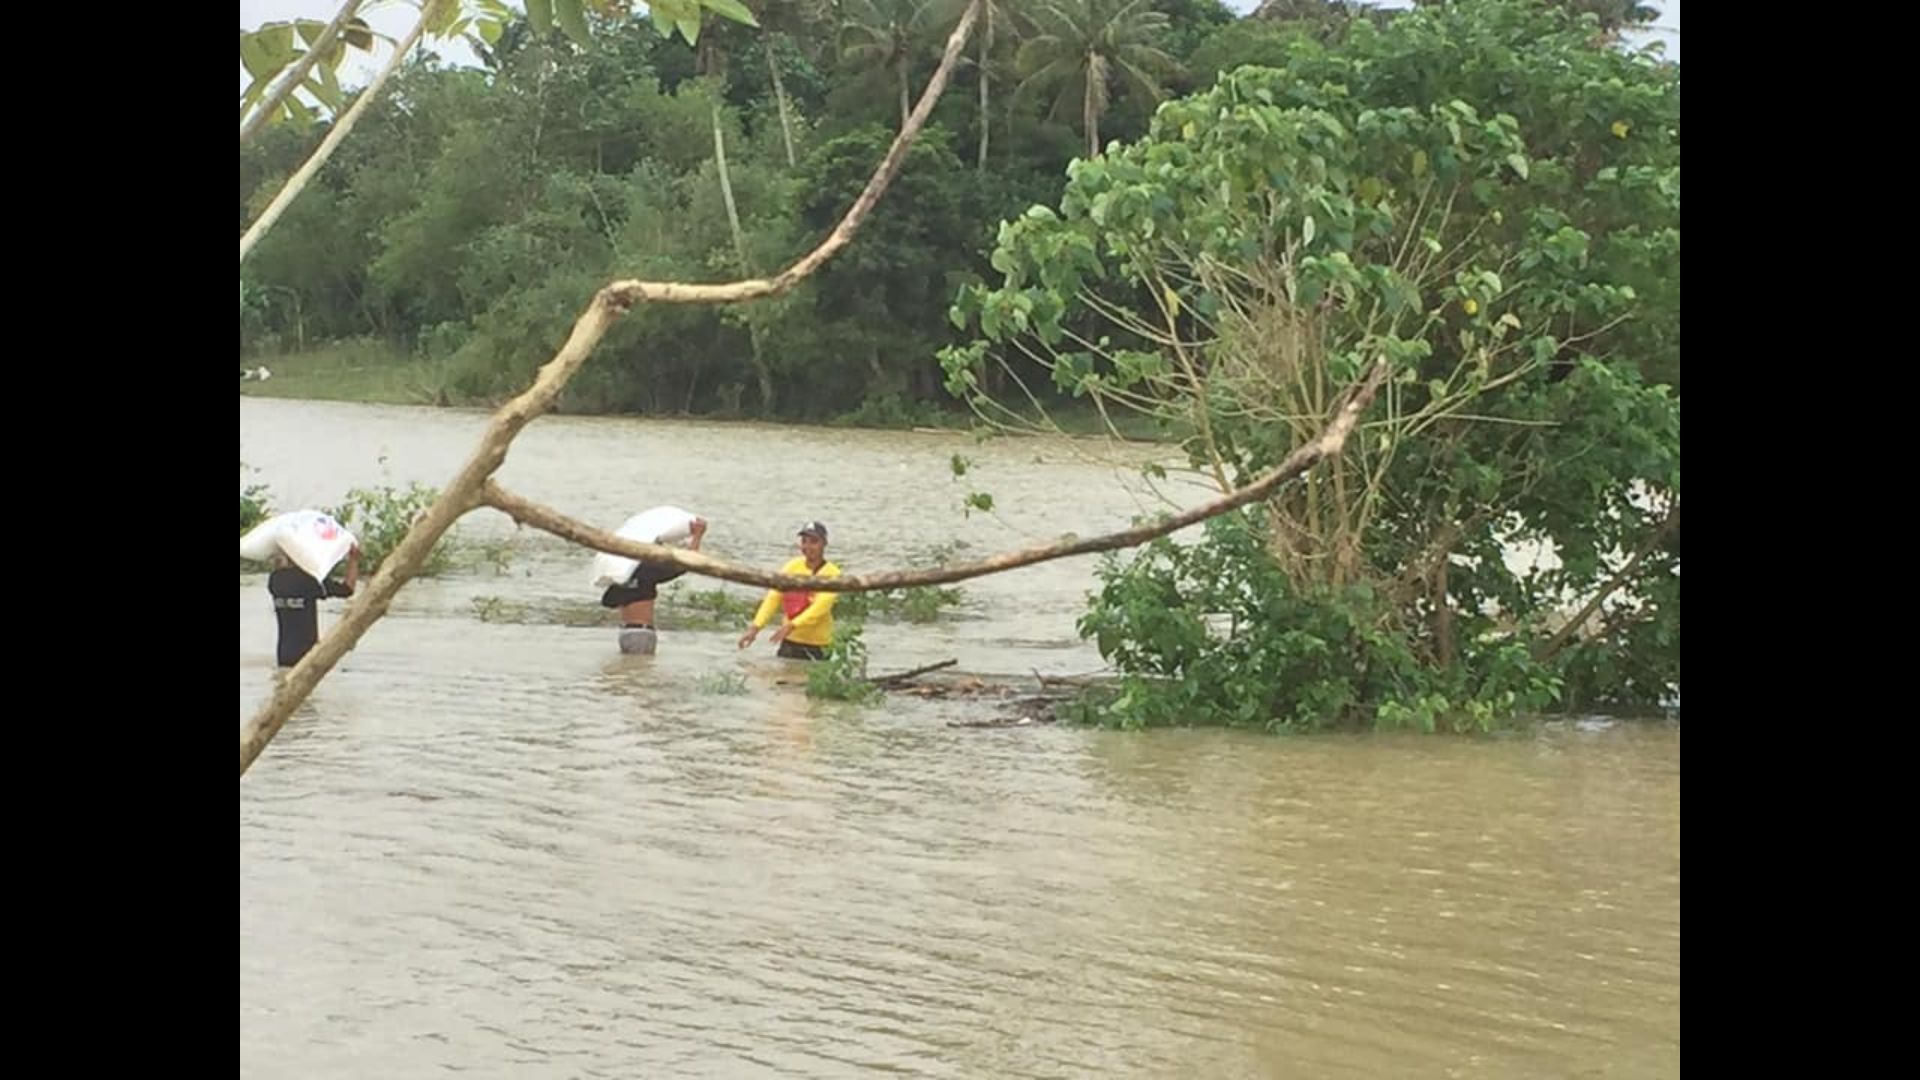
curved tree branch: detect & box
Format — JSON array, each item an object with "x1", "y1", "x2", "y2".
[
  {"x1": 476, "y1": 361, "x2": 1388, "y2": 592},
  {"x1": 240, "y1": 0, "x2": 989, "y2": 778},
  {"x1": 240, "y1": 0, "x2": 369, "y2": 146},
  {"x1": 602, "y1": 4, "x2": 979, "y2": 307}
]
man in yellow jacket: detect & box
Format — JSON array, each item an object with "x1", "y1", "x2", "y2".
[{"x1": 738, "y1": 521, "x2": 841, "y2": 661}]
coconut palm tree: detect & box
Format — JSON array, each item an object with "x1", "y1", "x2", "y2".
[
  {"x1": 1014, "y1": 0, "x2": 1180, "y2": 158},
  {"x1": 838, "y1": 0, "x2": 937, "y2": 128},
  {"x1": 928, "y1": 0, "x2": 1030, "y2": 169}
]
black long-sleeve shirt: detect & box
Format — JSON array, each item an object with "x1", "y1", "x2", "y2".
[{"x1": 268, "y1": 568, "x2": 354, "y2": 667}]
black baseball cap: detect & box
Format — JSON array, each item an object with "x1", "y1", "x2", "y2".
[{"x1": 798, "y1": 521, "x2": 829, "y2": 541}]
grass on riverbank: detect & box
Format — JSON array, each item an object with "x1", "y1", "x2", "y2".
[
  {"x1": 239, "y1": 341, "x2": 437, "y2": 406},
  {"x1": 241, "y1": 343, "x2": 1182, "y2": 443}
]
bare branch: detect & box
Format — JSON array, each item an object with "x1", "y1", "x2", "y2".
[
  {"x1": 477, "y1": 362, "x2": 1388, "y2": 593},
  {"x1": 866, "y1": 659, "x2": 959, "y2": 685},
  {"x1": 602, "y1": 0, "x2": 983, "y2": 308}
]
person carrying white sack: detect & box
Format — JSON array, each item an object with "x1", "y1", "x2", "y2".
[
  {"x1": 592, "y1": 506, "x2": 709, "y2": 655},
  {"x1": 241, "y1": 510, "x2": 362, "y2": 668}
]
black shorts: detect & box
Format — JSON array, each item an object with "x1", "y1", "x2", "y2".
[
  {"x1": 600, "y1": 561, "x2": 687, "y2": 607},
  {"x1": 777, "y1": 641, "x2": 828, "y2": 661}
]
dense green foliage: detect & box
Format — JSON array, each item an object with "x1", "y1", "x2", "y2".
[
  {"x1": 947, "y1": 0, "x2": 1678, "y2": 729},
  {"x1": 241, "y1": 464, "x2": 274, "y2": 534},
  {"x1": 238, "y1": 0, "x2": 1438, "y2": 421},
  {"x1": 242, "y1": 1, "x2": 1676, "y2": 727}
]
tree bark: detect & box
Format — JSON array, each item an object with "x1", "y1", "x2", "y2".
[
  {"x1": 976, "y1": 8, "x2": 992, "y2": 170},
  {"x1": 712, "y1": 104, "x2": 776, "y2": 411},
  {"x1": 768, "y1": 36, "x2": 798, "y2": 168},
  {"x1": 1084, "y1": 71, "x2": 1098, "y2": 158}
]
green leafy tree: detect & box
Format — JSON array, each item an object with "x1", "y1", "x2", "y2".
[{"x1": 946, "y1": 0, "x2": 1678, "y2": 728}]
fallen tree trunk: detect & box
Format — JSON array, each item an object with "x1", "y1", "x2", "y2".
[{"x1": 866, "y1": 659, "x2": 959, "y2": 685}]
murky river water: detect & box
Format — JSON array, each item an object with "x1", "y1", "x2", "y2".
[{"x1": 240, "y1": 397, "x2": 1678, "y2": 1078}]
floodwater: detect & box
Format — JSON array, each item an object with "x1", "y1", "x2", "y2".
[{"x1": 240, "y1": 397, "x2": 1679, "y2": 1078}]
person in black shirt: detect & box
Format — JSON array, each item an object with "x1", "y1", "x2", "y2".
[
  {"x1": 268, "y1": 546, "x2": 361, "y2": 668},
  {"x1": 600, "y1": 515, "x2": 707, "y2": 655}
]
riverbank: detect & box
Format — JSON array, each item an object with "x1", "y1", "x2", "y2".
[
  {"x1": 240, "y1": 344, "x2": 1176, "y2": 442},
  {"x1": 239, "y1": 342, "x2": 437, "y2": 405}
]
